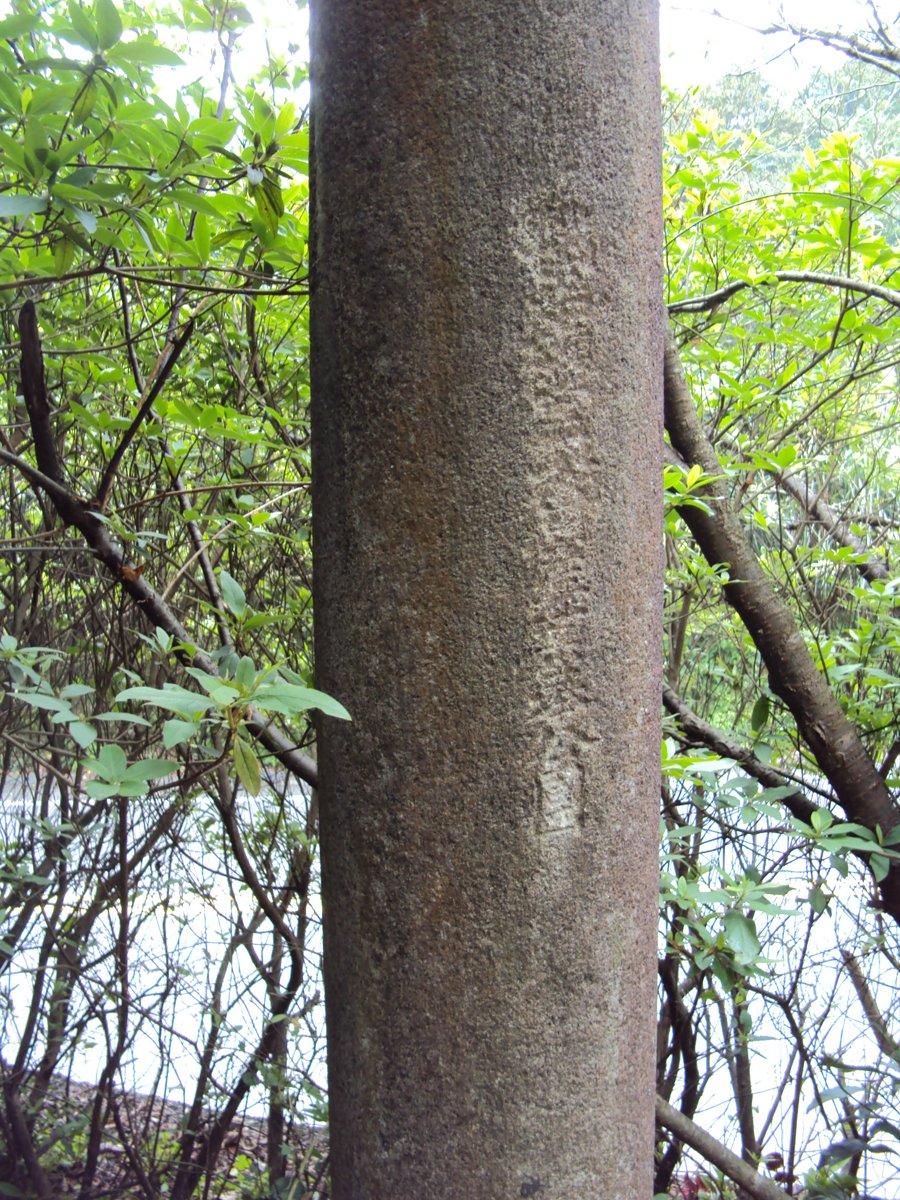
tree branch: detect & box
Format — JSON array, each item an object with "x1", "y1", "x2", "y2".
[
  {"x1": 668, "y1": 271, "x2": 900, "y2": 315},
  {"x1": 662, "y1": 684, "x2": 819, "y2": 824},
  {"x1": 756, "y1": 15, "x2": 900, "y2": 78},
  {"x1": 664, "y1": 329, "x2": 900, "y2": 920},
  {"x1": 656, "y1": 1095, "x2": 793, "y2": 1200},
  {"x1": 18, "y1": 300, "x2": 64, "y2": 487},
  {"x1": 775, "y1": 469, "x2": 891, "y2": 587},
  {"x1": 0, "y1": 444, "x2": 318, "y2": 789},
  {"x1": 841, "y1": 949, "x2": 900, "y2": 1059},
  {"x1": 95, "y1": 314, "x2": 195, "y2": 510}
]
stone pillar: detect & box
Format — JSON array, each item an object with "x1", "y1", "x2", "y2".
[{"x1": 310, "y1": 4, "x2": 662, "y2": 1196}]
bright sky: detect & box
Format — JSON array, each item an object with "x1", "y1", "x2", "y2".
[
  {"x1": 660, "y1": 0, "x2": 887, "y2": 91},
  {"x1": 0, "y1": 0, "x2": 884, "y2": 93},
  {"x1": 225, "y1": 0, "x2": 886, "y2": 99}
]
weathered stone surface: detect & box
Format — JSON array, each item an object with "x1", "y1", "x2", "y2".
[{"x1": 311, "y1": 4, "x2": 662, "y2": 1197}]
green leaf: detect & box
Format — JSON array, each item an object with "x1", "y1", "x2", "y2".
[
  {"x1": 13, "y1": 691, "x2": 72, "y2": 715},
  {"x1": 107, "y1": 39, "x2": 183, "y2": 66},
  {"x1": 218, "y1": 570, "x2": 246, "y2": 617},
  {"x1": 250, "y1": 174, "x2": 283, "y2": 235},
  {"x1": 818, "y1": 1136, "x2": 867, "y2": 1167},
  {"x1": 87, "y1": 743, "x2": 128, "y2": 782},
  {"x1": 93, "y1": 0, "x2": 122, "y2": 49},
  {"x1": 0, "y1": 194, "x2": 48, "y2": 218},
  {"x1": 685, "y1": 462, "x2": 703, "y2": 488},
  {"x1": 275, "y1": 101, "x2": 295, "y2": 136},
  {"x1": 72, "y1": 76, "x2": 98, "y2": 126},
  {"x1": 722, "y1": 909, "x2": 760, "y2": 964},
  {"x1": 83, "y1": 779, "x2": 117, "y2": 798},
  {"x1": 0, "y1": 13, "x2": 42, "y2": 39},
  {"x1": 183, "y1": 668, "x2": 236, "y2": 698},
  {"x1": 122, "y1": 758, "x2": 176, "y2": 782},
  {"x1": 116, "y1": 684, "x2": 209, "y2": 719},
  {"x1": 68, "y1": 720, "x2": 96, "y2": 748},
  {"x1": 193, "y1": 211, "x2": 210, "y2": 263},
  {"x1": 57, "y1": 199, "x2": 98, "y2": 233},
  {"x1": 810, "y1": 808, "x2": 833, "y2": 834},
  {"x1": 208, "y1": 682, "x2": 241, "y2": 706},
  {"x1": 163, "y1": 718, "x2": 200, "y2": 749},
  {"x1": 235, "y1": 656, "x2": 256, "y2": 690},
  {"x1": 66, "y1": 1, "x2": 99, "y2": 50},
  {"x1": 253, "y1": 682, "x2": 351, "y2": 720},
  {"x1": 53, "y1": 236, "x2": 76, "y2": 277},
  {"x1": 94, "y1": 710, "x2": 152, "y2": 726},
  {"x1": 233, "y1": 734, "x2": 261, "y2": 796},
  {"x1": 871, "y1": 853, "x2": 890, "y2": 883},
  {"x1": 750, "y1": 695, "x2": 769, "y2": 735}
]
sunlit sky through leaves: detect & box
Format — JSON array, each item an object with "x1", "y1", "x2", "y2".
[
  {"x1": 218, "y1": 0, "x2": 885, "y2": 98},
  {"x1": 661, "y1": 0, "x2": 888, "y2": 90}
]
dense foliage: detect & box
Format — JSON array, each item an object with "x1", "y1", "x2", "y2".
[
  {"x1": 660, "y1": 54, "x2": 900, "y2": 1200},
  {"x1": 0, "y1": 2, "x2": 328, "y2": 1196},
  {"x1": 0, "y1": 2, "x2": 897, "y2": 1198}
]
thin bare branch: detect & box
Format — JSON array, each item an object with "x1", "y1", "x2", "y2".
[
  {"x1": 669, "y1": 271, "x2": 900, "y2": 316},
  {"x1": 656, "y1": 1094, "x2": 793, "y2": 1200}
]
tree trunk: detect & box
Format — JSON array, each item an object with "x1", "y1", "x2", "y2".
[{"x1": 310, "y1": 4, "x2": 662, "y2": 1197}]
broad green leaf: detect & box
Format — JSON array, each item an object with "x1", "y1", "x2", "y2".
[
  {"x1": 94, "y1": 0, "x2": 122, "y2": 49},
  {"x1": 68, "y1": 721, "x2": 96, "y2": 748},
  {"x1": 94, "y1": 710, "x2": 152, "y2": 726},
  {"x1": 163, "y1": 718, "x2": 201, "y2": 749},
  {"x1": 235, "y1": 656, "x2": 256, "y2": 690},
  {"x1": 193, "y1": 211, "x2": 210, "y2": 263},
  {"x1": 56, "y1": 199, "x2": 97, "y2": 234},
  {"x1": 122, "y1": 758, "x2": 176, "y2": 782},
  {"x1": 233, "y1": 734, "x2": 261, "y2": 796},
  {"x1": 686, "y1": 463, "x2": 703, "y2": 488},
  {"x1": 218, "y1": 570, "x2": 246, "y2": 617},
  {"x1": 250, "y1": 175, "x2": 283, "y2": 235},
  {"x1": 0, "y1": 13, "x2": 42, "y2": 39},
  {"x1": 154, "y1": 628, "x2": 174, "y2": 654},
  {"x1": 88, "y1": 743, "x2": 128, "y2": 782},
  {"x1": 183, "y1": 667, "x2": 228, "y2": 694},
  {"x1": 0, "y1": 195, "x2": 48, "y2": 218},
  {"x1": 722, "y1": 909, "x2": 760, "y2": 964},
  {"x1": 208, "y1": 682, "x2": 241, "y2": 706},
  {"x1": 253, "y1": 682, "x2": 351, "y2": 720},
  {"x1": 84, "y1": 780, "x2": 119, "y2": 798},
  {"x1": 12, "y1": 691, "x2": 72, "y2": 714},
  {"x1": 166, "y1": 188, "x2": 223, "y2": 217},
  {"x1": 750, "y1": 695, "x2": 769, "y2": 734},
  {"x1": 72, "y1": 76, "x2": 98, "y2": 126},
  {"x1": 871, "y1": 853, "x2": 890, "y2": 883},
  {"x1": 118, "y1": 779, "x2": 150, "y2": 797},
  {"x1": 65, "y1": 0, "x2": 99, "y2": 50},
  {"x1": 116, "y1": 684, "x2": 209, "y2": 719},
  {"x1": 810, "y1": 808, "x2": 833, "y2": 834},
  {"x1": 53, "y1": 236, "x2": 76, "y2": 277},
  {"x1": 107, "y1": 38, "x2": 183, "y2": 66},
  {"x1": 275, "y1": 101, "x2": 296, "y2": 136}
]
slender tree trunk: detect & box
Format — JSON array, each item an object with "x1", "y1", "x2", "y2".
[{"x1": 311, "y1": 4, "x2": 662, "y2": 1197}]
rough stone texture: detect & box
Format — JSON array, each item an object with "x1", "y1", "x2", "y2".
[{"x1": 310, "y1": 3, "x2": 662, "y2": 1197}]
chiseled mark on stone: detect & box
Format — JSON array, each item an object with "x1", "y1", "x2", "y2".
[
  {"x1": 537, "y1": 736, "x2": 585, "y2": 837},
  {"x1": 519, "y1": 1177, "x2": 545, "y2": 1198}
]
